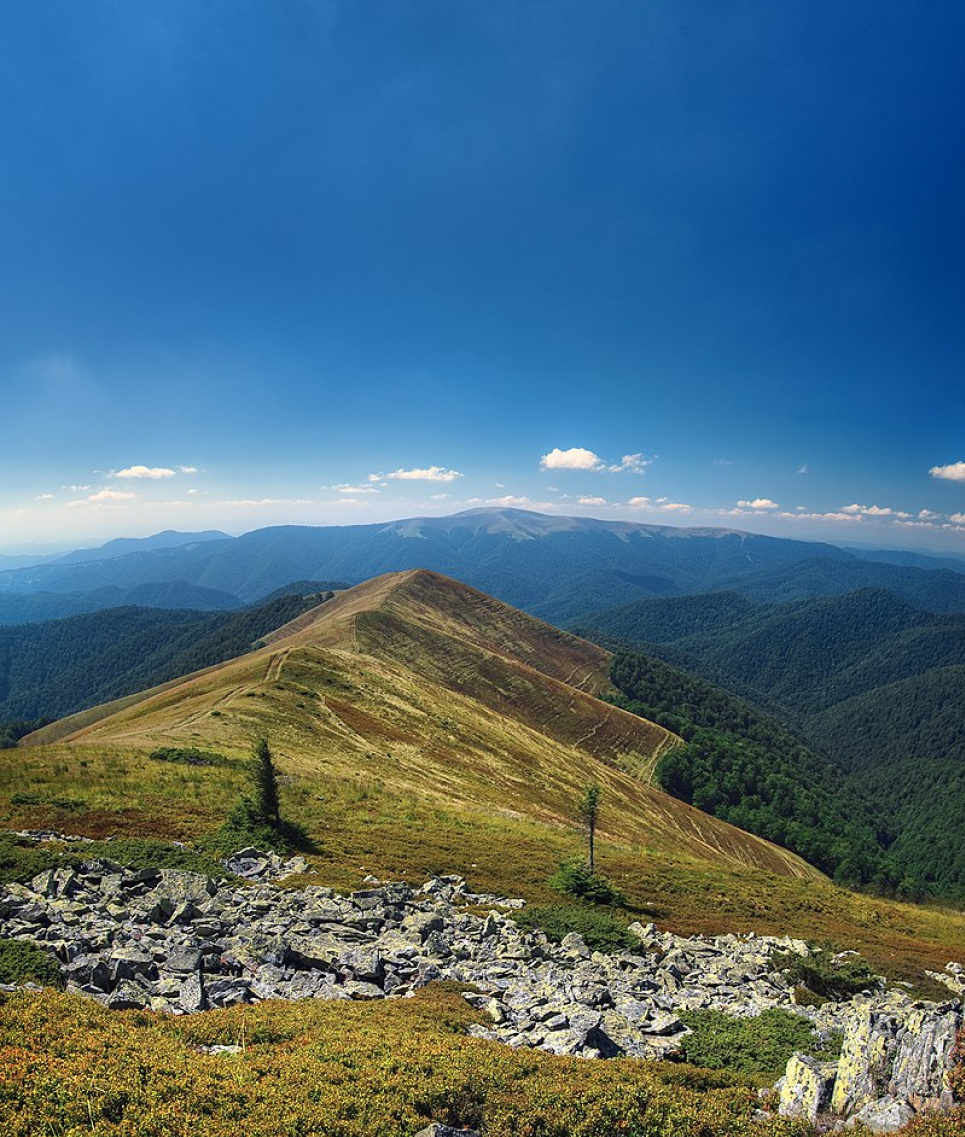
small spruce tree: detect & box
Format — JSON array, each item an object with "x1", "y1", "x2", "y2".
[
  {"x1": 577, "y1": 783, "x2": 600, "y2": 875},
  {"x1": 252, "y1": 737, "x2": 281, "y2": 825}
]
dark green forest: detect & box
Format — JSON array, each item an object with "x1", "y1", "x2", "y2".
[
  {"x1": 584, "y1": 590, "x2": 965, "y2": 902},
  {"x1": 0, "y1": 590, "x2": 332, "y2": 727},
  {"x1": 607, "y1": 651, "x2": 896, "y2": 890}
]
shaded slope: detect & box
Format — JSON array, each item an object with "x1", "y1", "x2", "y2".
[
  {"x1": 578, "y1": 588, "x2": 965, "y2": 898},
  {"x1": 607, "y1": 650, "x2": 891, "y2": 887},
  {"x1": 0, "y1": 592, "x2": 327, "y2": 721},
  {"x1": 27, "y1": 570, "x2": 815, "y2": 880}
]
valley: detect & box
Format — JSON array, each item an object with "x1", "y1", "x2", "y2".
[{"x1": 1, "y1": 536, "x2": 964, "y2": 1135}]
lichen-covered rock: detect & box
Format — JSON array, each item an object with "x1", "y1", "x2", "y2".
[
  {"x1": 889, "y1": 1006, "x2": 963, "y2": 1111},
  {"x1": 846, "y1": 1096, "x2": 916, "y2": 1132},
  {"x1": 778, "y1": 1052, "x2": 837, "y2": 1121},
  {"x1": 831, "y1": 1007, "x2": 898, "y2": 1115}
]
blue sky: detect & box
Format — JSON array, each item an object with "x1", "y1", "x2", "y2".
[{"x1": 1, "y1": 2, "x2": 963, "y2": 552}]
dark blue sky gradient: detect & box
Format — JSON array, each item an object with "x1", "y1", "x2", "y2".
[{"x1": 1, "y1": 2, "x2": 963, "y2": 548}]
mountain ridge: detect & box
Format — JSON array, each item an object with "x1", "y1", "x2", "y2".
[
  {"x1": 5, "y1": 508, "x2": 964, "y2": 627},
  {"x1": 22, "y1": 568, "x2": 813, "y2": 880}
]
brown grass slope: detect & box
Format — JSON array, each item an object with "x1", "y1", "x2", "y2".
[{"x1": 21, "y1": 569, "x2": 812, "y2": 880}]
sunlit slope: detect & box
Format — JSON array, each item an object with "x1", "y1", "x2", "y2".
[{"x1": 26, "y1": 570, "x2": 816, "y2": 879}]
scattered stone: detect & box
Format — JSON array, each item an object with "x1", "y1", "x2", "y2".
[
  {"x1": 414, "y1": 1126, "x2": 481, "y2": 1137},
  {"x1": 0, "y1": 841, "x2": 960, "y2": 1131}
]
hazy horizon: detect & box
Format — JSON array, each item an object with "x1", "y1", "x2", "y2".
[{"x1": 2, "y1": 4, "x2": 963, "y2": 553}]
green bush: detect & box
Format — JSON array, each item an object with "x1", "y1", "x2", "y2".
[
  {"x1": 0, "y1": 834, "x2": 225, "y2": 887},
  {"x1": 678, "y1": 1007, "x2": 841, "y2": 1080},
  {"x1": 770, "y1": 946, "x2": 880, "y2": 1002},
  {"x1": 0, "y1": 836, "x2": 65, "y2": 886},
  {"x1": 0, "y1": 939, "x2": 63, "y2": 988},
  {"x1": 513, "y1": 903, "x2": 637, "y2": 953},
  {"x1": 202, "y1": 798, "x2": 311, "y2": 857},
  {"x1": 148, "y1": 747, "x2": 233, "y2": 767},
  {"x1": 83, "y1": 839, "x2": 226, "y2": 878},
  {"x1": 548, "y1": 860, "x2": 626, "y2": 906}
]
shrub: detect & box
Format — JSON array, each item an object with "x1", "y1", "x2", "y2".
[
  {"x1": 202, "y1": 800, "x2": 313, "y2": 857},
  {"x1": 204, "y1": 798, "x2": 295, "y2": 856},
  {"x1": 513, "y1": 904, "x2": 637, "y2": 953},
  {"x1": 148, "y1": 747, "x2": 232, "y2": 767},
  {"x1": 548, "y1": 860, "x2": 626, "y2": 907},
  {"x1": 678, "y1": 1007, "x2": 841, "y2": 1080},
  {"x1": 0, "y1": 986, "x2": 794, "y2": 1137},
  {"x1": 952, "y1": 1030, "x2": 965, "y2": 1101},
  {"x1": 770, "y1": 946, "x2": 880, "y2": 1002},
  {"x1": 0, "y1": 835, "x2": 225, "y2": 887},
  {"x1": 0, "y1": 939, "x2": 63, "y2": 988},
  {"x1": 0, "y1": 835, "x2": 65, "y2": 886},
  {"x1": 9, "y1": 792, "x2": 85, "y2": 811},
  {"x1": 83, "y1": 839, "x2": 226, "y2": 878}
]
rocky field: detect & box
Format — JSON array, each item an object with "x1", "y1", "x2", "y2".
[{"x1": 1, "y1": 841, "x2": 962, "y2": 1133}]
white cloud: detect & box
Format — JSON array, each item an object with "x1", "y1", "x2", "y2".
[
  {"x1": 177, "y1": 465, "x2": 199, "y2": 475},
  {"x1": 773, "y1": 510, "x2": 863, "y2": 523},
  {"x1": 950, "y1": 513, "x2": 965, "y2": 525},
  {"x1": 217, "y1": 498, "x2": 314, "y2": 507},
  {"x1": 66, "y1": 489, "x2": 138, "y2": 508},
  {"x1": 841, "y1": 503, "x2": 912, "y2": 519},
  {"x1": 540, "y1": 447, "x2": 604, "y2": 471},
  {"x1": 627, "y1": 496, "x2": 692, "y2": 514},
  {"x1": 62, "y1": 484, "x2": 92, "y2": 492},
  {"x1": 736, "y1": 498, "x2": 779, "y2": 510},
  {"x1": 607, "y1": 453, "x2": 652, "y2": 474},
  {"x1": 464, "y1": 495, "x2": 556, "y2": 510},
  {"x1": 919, "y1": 509, "x2": 941, "y2": 521},
  {"x1": 797, "y1": 465, "x2": 809, "y2": 474},
  {"x1": 89, "y1": 488, "x2": 137, "y2": 503},
  {"x1": 429, "y1": 493, "x2": 450, "y2": 500},
  {"x1": 186, "y1": 488, "x2": 199, "y2": 496},
  {"x1": 113, "y1": 465, "x2": 177, "y2": 480},
  {"x1": 334, "y1": 484, "x2": 379, "y2": 494},
  {"x1": 35, "y1": 493, "x2": 55, "y2": 500},
  {"x1": 382, "y1": 466, "x2": 464, "y2": 482},
  {"x1": 578, "y1": 496, "x2": 608, "y2": 506},
  {"x1": 867, "y1": 506, "x2": 909, "y2": 518},
  {"x1": 489, "y1": 495, "x2": 532, "y2": 507},
  {"x1": 540, "y1": 447, "x2": 652, "y2": 474},
  {"x1": 930, "y1": 461, "x2": 965, "y2": 481}
]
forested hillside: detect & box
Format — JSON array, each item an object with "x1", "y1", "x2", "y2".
[
  {"x1": 606, "y1": 650, "x2": 892, "y2": 888},
  {"x1": 0, "y1": 591, "x2": 331, "y2": 725},
  {"x1": 581, "y1": 590, "x2": 965, "y2": 901}
]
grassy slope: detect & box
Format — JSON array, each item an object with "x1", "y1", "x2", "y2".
[{"x1": 5, "y1": 570, "x2": 965, "y2": 986}]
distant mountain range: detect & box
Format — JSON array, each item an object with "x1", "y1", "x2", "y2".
[
  {"x1": 2, "y1": 508, "x2": 964, "y2": 625},
  {"x1": 48, "y1": 529, "x2": 229, "y2": 566}
]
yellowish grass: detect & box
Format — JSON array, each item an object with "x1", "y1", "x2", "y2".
[{"x1": 7, "y1": 570, "x2": 964, "y2": 986}]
